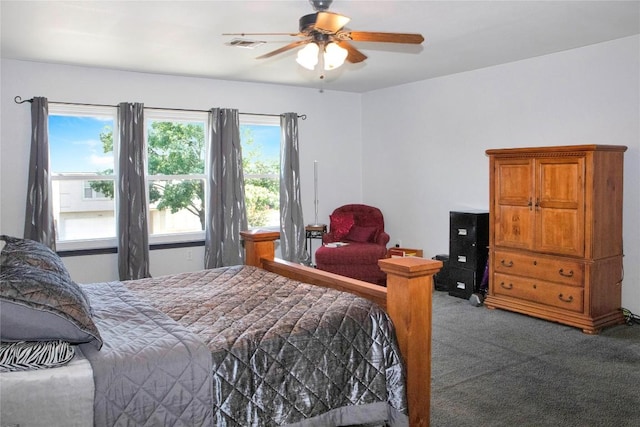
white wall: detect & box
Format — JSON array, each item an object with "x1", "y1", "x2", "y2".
[
  {"x1": 0, "y1": 59, "x2": 363, "y2": 281},
  {"x1": 2, "y1": 36, "x2": 639, "y2": 315},
  {"x1": 362, "y1": 35, "x2": 640, "y2": 314}
]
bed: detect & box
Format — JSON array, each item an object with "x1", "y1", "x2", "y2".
[{"x1": 0, "y1": 231, "x2": 440, "y2": 426}]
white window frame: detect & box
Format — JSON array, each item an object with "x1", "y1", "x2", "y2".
[
  {"x1": 240, "y1": 114, "x2": 281, "y2": 230},
  {"x1": 144, "y1": 109, "x2": 209, "y2": 245},
  {"x1": 49, "y1": 103, "x2": 118, "y2": 251}
]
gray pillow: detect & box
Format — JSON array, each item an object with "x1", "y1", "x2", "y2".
[
  {"x1": 0, "y1": 265, "x2": 103, "y2": 349},
  {"x1": 1, "y1": 235, "x2": 71, "y2": 278}
]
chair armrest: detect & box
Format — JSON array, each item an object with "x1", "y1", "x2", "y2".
[
  {"x1": 376, "y1": 231, "x2": 390, "y2": 246},
  {"x1": 322, "y1": 232, "x2": 339, "y2": 244}
]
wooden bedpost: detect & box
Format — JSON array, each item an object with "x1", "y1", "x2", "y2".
[
  {"x1": 379, "y1": 257, "x2": 442, "y2": 427},
  {"x1": 240, "y1": 230, "x2": 280, "y2": 268},
  {"x1": 241, "y1": 230, "x2": 440, "y2": 427}
]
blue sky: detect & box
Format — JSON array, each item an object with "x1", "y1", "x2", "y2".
[
  {"x1": 49, "y1": 116, "x2": 281, "y2": 173},
  {"x1": 243, "y1": 124, "x2": 281, "y2": 161},
  {"x1": 49, "y1": 115, "x2": 113, "y2": 173}
]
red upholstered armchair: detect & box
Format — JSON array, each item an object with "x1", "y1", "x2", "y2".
[{"x1": 315, "y1": 204, "x2": 390, "y2": 285}]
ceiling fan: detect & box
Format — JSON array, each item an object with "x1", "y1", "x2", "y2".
[{"x1": 223, "y1": 0, "x2": 424, "y2": 72}]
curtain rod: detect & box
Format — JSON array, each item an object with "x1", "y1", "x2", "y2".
[{"x1": 13, "y1": 96, "x2": 307, "y2": 120}]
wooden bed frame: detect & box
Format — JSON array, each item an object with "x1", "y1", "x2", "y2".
[{"x1": 241, "y1": 230, "x2": 442, "y2": 427}]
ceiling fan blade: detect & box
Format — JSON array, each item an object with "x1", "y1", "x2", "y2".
[
  {"x1": 255, "y1": 40, "x2": 310, "y2": 59},
  {"x1": 314, "y1": 11, "x2": 350, "y2": 33},
  {"x1": 336, "y1": 41, "x2": 367, "y2": 63},
  {"x1": 346, "y1": 31, "x2": 424, "y2": 44},
  {"x1": 222, "y1": 32, "x2": 300, "y2": 37}
]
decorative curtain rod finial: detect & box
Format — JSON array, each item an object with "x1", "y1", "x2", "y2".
[{"x1": 14, "y1": 96, "x2": 33, "y2": 104}]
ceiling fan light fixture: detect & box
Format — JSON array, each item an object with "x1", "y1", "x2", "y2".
[
  {"x1": 323, "y1": 42, "x2": 348, "y2": 70},
  {"x1": 309, "y1": 0, "x2": 333, "y2": 11},
  {"x1": 296, "y1": 42, "x2": 320, "y2": 70}
]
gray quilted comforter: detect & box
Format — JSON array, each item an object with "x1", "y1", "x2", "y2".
[
  {"x1": 80, "y1": 281, "x2": 213, "y2": 426},
  {"x1": 85, "y1": 265, "x2": 408, "y2": 426}
]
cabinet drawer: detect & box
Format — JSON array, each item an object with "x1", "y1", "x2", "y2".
[
  {"x1": 493, "y1": 250, "x2": 584, "y2": 286},
  {"x1": 449, "y1": 240, "x2": 487, "y2": 269},
  {"x1": 448, "y1": 267, "x2": 480, "y2": 299},
  {"x1": 493, "y1": 273, "x2": 584, "y2": 313},
  {"x1": 450, "y1": 224, "x2": 481, "y2": 245},
  {"x1": 450, "y1": 212, "x2": 488, "y2": 241}
]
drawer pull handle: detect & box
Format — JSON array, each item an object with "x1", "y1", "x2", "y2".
[
  {"x1": 558, "y1": 294, "x2": 574, "y2": 303},
  {"x1": 558, "y1": 268, "x2": 574, "y2": 278},
  {"x1": 501, "y1": 259, "x2": 513, "y2": 267},
  {"x1": 500, "y1": 282, "x2": 513, "y2": 290}
]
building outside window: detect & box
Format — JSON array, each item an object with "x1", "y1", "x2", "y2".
[{"x1": 49, "y1": 105, "x2": 281, "y2": 250}]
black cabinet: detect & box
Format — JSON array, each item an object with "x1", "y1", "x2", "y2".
[{"x1": 448, "y1": 211, "x2": 489, "y2": 299}]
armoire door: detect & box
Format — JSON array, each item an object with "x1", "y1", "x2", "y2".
[
  {"x1": 534, "y1": 156, "x2": 585, "y2": 257},
  {"x1": 493, "y1": 158, "x2": 534, "y2": 250}
]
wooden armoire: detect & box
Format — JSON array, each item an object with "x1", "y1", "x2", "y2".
[{"x1": 484, "y1": 145, "x2": 627, "y2": 334}]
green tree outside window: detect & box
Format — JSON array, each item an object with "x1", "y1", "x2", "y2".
[{"x1": 91, "y1": 122, "x2": 279, "y2": 229}]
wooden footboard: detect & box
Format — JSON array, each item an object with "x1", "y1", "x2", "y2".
[{"x1": 241, "y1": 230, "x2": 442, "y2": 427}]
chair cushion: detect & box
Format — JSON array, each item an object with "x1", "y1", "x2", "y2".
[
  {"x1": 316, "y1": 243, "x2": 388, "y2": 265},
  {"x1": 329, "y1": 212, "x2": 355, "y2": 240},
  {"x1": 345, "y1": 225, "x2": 378, "y2": 243}
]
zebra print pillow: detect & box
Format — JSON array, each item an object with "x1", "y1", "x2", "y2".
[{"x1": 0, "y1": 340, "x2": 75, "y2": 372}]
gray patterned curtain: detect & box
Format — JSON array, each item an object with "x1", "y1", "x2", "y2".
[
  {"x1": 280, "y1": 113, "x2": 307, "y2": 264},
  {"x1": 117, "y1": 102, "x2": 150, "y2": 280},
  {"x1": 24, "y1": 97, "x2": 57, "y2": 250},
  {"x1": 204, "y1": 108, "x2": 248, "y2": 268}
]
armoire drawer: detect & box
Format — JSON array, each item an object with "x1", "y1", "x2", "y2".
[
  {"x1": 493, "y1": 250, "x2": 584, "y2": 286},
  {"x1": 493, "y1": 273, "x2": 584, "y2": 313}
]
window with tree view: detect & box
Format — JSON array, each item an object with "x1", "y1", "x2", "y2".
[
  {"x1": 141, "y1": 110, "x2": 208, "y2": 238},
  {"x1": 241, "y1": 116, "x2": 281, "y2": 229},
  {"x1": 48, "y1": 106, "x2": 280, "y2": 250}
]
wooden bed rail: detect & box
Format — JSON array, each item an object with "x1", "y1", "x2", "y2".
[{"x1": 241, "y1": 230, "x2": 442, "y2": 427}]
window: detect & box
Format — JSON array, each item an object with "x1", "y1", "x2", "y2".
[
  {"x1": 83, "y1": 181, "x2": 108, "y2": 199},
  {"x1": 240, "y1": 115, "x2": 280, "y2": 229},
  {"x1": 49, "y1": 105, "x2": 117, "y2": 247},
  {"x1": 48, "y1": 106, "x2": 281, "y2": 250},
  {"x1": 144, "y1": 110, "x2": 208, "y2": 242}
]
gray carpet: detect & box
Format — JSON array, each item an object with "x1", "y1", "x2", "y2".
[{"x1": 430, "y1": 291, "x2": 640, "y2": 427}]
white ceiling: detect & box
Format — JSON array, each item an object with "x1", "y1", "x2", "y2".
[{"x1": 1, "y1": 1, "x2": 639, "y2": 93}]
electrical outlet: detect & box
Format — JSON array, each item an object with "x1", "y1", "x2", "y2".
[{"x1": 187, "y1": 250, "x2": 193, "y2": 261}]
